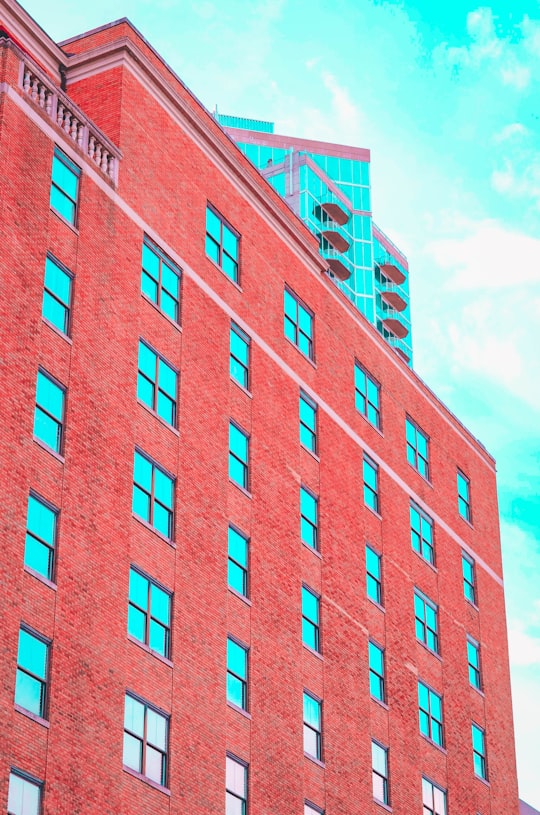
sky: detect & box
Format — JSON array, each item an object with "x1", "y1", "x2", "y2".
[{"x1": 17, "y1": 0, "x2": 540, "y2": 806}]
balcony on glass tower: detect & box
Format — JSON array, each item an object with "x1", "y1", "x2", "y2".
[{"x1": 314, "y1": 202, "x2": 352, "y2": 281}]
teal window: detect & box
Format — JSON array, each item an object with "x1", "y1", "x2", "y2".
[
  {"x1": 33, "y1": 370, "x2": 65, "y2": 454},
  {"x1": 410, "y1": 502, "x2": 434, "y2": 565},
  {"x1": 228, "y1": 525, "x2": 249, "y2": 597},
  {"x1": 128, "y1": 567, "x2": 171, "y2": 658},
  {"x1": 300, "y1": 391, "x2": 317, "y2": 453},
  {"x1": 284, "y1": 288, "x2": 314, "y2": 359},
  {"x1": 369, "y1": 641, "x2": 385, "y2": 701},
  {"x1": 457, "y1": 470, "x2": 472, "y2": 522},
  {"x1": 123, "y1": 693, "x2": 168, "y2": 787},
  {"x1": 50, "y1": 146, "x2": 80, "y2": 225},
  {"x1": 229, "y1": 422, "x2": 249, "y2": 490},
  {"x1": 363, "y1": 454, "x2": 379, "y2": 514},
  {"x1": 303, "y1": 691, "x2": 322, "y2": 760},
  {"x1": 422, "y1": 777, "x2": 447, "y2": 815},
  {"x1": 467, "y1": 636, "x2": 481, "y2": 690},
  {"x1": 366, "y1": 545, "x2": 382, "y2": 605},
  {"x1": 302, "y1": 586, "x2": 320, "y2": 652},
  {"x1": 406, "y1": 418, "x2": 430, "y2": 480},
  {"x1": 472, "y1": 723, "x2": 487, "y2": 779},
  {"x1": 230, "y1": 322, "x2": 250, "y2": 389},
  {"x1": 462, "y1": 553, "x2": 476, "y2": 605},
  {"x1": 300, "y1": 486, "x2": 318, "y2": 550},
  {"x1": 226, "y1": 755, "x2": 248, "y2": 815},
  {"x1": 372, "y1": 741, "x2": 389, "y2": 805},
  {"x1": 137, "y1": 340, "x2": 178, "y2": 426},
  {"x1": 8, "y1": 771, "x2": 42, "y2": 815},
  {"x1": 42, "y1": 255, "x2": 72, "y2": 335},
  {"x1": 24, "y1": 493, "x2": 57, "y2": 581},
  {"x1": 418, "y1": 681, "x2": 443, "y2": 746},
  {"x1": 414, "y1": 590, "x2": 439, "y2": 654},
  {"x1": 15, "y1": 627, "x2": 49, "y2": 718},
  {"x1": 206, "y1": 205, "x2": 239, "y2": 282},
  {"x1": 355, "y1": 363, "x2": 380, "y2": 429},
  {"x1": 227, "y1": 637, "x2": 248, "y2": 710},
  {"x1": 132, "y1": 450, "x2": 175, "y2": 539},
  {"x1": 141, "y1": 239, "x2": 181, "y2": 322}
]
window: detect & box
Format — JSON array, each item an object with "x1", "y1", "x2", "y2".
[
  {"x1": 42, "y1": 255, "x2": 72, "y2": 335},
  {"x1": 418, "y1": 681, "x2": 444, "y2": 746},
  {"x1": 228, "y1": 525, "x2": 249, "y2": 598},
  {"x1": 123, "y1": 693, "x2": 168, "y2": 787},
  {"x1": 7, "y1": 770, "x2": 42, "y2": 815},
  {"x1": 472, "y1": 723, "x2": 487, "y2": 779},
  {"x1": 303, "y1": 691, "x2": 322, "y2": 760},
  {"x1": 363, "y1": 454, "x2": 379, "y2": 514},
  {"x1": 366, "y1": 545, "x2": 382, "y2": 605},
  {"x1": 206, "y1": 205, "x2": 239, "y2": 282},
  {"x1": 410, "y1": 502, "x2": 434, "y2": 565},
  {"x1": 302, "y1": 586, "x2": 320, "y2": 652},
  {"x1": 226, "y1": 755, "x2": 248, "y2": 815},
  {"x1": 300, "y1": 486, "x2": 318, "y2": 550},
  {"x1": 369, "y1": 641, "x2": 385, "y2": 702},
  {"x1": 406, "y1": 417, "x2": 430, "y2": 480},
  {"x1": 305, "y1": 805, "x2": 324, "y2": 815},
  {"x1": 414, "y1": 590, "x2": 439, "y2": 654},
  {"x1": 15, "y1": 627, "x2": 49, "y2": 718},
  {"x1": 230, "y1": 323, "x2": 250, "y2": 389},
  {"x1": 141, "y1": 238, "x2": 181, "y2": 322},
  {"x1": 462, "y1": 552, "x2": 477, "y2": 605},
  {"x1": 50, "y1": 146, "x2": 80, "y2": 225},
  {"x1": 229, "y1": 422, "x2": 249, "y2": 490},
  {"x1": 422, "y1": 777, "x2": 447, "y2": 815},
  {"x1": 299, "y1": 391, "x2": 318, "y2": 453},
  {"x1": 458, "y1": 470, "x2": 472, "y2": 522},
  {"x1": 227, "y1": 637, "x2": 248, "y2": 710},
  {"x1": 128, "y1": 567, "x2": 171, "y2": 658},
  {"x1": 33, "y1": 370, "x2": 65, "y2": 454},
  {"x1": 132, "y1": 450, "x2": 175, "y2": 539},
  {"x1": 467, "y1": 637, "x2": 482, "y2": 690},
  {"x1": 24, "y1": 493, "x2": 57, "y2": 581},
  {"x1": 137, "y1": 340, "x2": 178, "y2": 426},
  {"x1": 355, "y1": 362, "x2": 380, "y2": 429},
  {"x1": 284, "y1": 288, "x2": 314, "y2": 359},
  {"x1": 372, "y1": 741, "x2": 389, "y2": 805}
]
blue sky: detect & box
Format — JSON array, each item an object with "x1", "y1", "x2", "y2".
[{"x1": 20, "y1": 0, "x2": 540, "y2": 806}]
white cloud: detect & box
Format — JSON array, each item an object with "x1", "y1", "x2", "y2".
[
  {"x1": 509, "y1": 625, "x2": 540, "y2": 667},
  {"x1": 493, "y1": 123, "x2": 529, "y2": 143},
  {"x1": 501, "y1": 62, "x2": 531, "y2": 89}
]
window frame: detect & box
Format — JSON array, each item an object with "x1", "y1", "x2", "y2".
[
  {"x1": 226, "y1": 753, "x2": 248, "y2": 815},
  {"x1": 123, "y1": 691, "x2": 169, "y2": 788},
  {"x1": 205, "y1": 204, "x2": 240, "y2": 283},
  {"x1": 230, "y1": 322, "x2": 250, "y2": 390},
  {"x1": 363, "y1": 454, "x2": 380, "y2": 514},
  {"x1": 418, "y1": 680, "x2": 444, "y2": 747},
  {"x1": 303, "y1": 690, "x2": 323, "y2": 761},
  {"x1": 467, "y1": 636, "x2": 482, "y2": 690},
  {"x1": 227, "y1": 635, "x2": 249, "y2": 712},
  {"x1": 141, "y1": 237, "x2": 181, "y2": 323},
  {"x1": 50, "y1": 145, "x2": 81, "y2": 226},
  {"x1": 299, "y1": 390, "x2": 318, "y2": 454},
  {"x1": 228, "y1": 524, "x2": 249, "y2": 599},
  {"x1": 132, "y1": 449, "x2": 175, "y2": 540},
  {"x1": 24, "y1": 491, "x2": 58, "y2": 583},
  {"x1": 127, "y1": 566, "x2": 172, "y2": 659},
  {"x1": 462, "y1": 552, "x2": 477, "y2": 605},
  {"x1": 304, "y1": 802, "x2": 324, "y2": 815},
  {"x1": 284, "y1": 287, "x2": 314, "y2": 361},
  {"x1": 406, "y1": 417, "x2": 430, "y2": 481},
  {"x1": 410, "y1": 501, "x2": 435, "y2": 565},
  {"x1": 414, "y1": 589, "x2": 440, "y2": 655},
  {"x1": 33, "y1": 368, "x2": 66, "y2": 455},
  {"x1": 354, "y1": 361, "x2": 381, "y2": 429},
  {"x1": 15, "y1": 625, "x2": 50, "y2": 720},
  {"x1": 302, "y1": 585, "x2": 321, "y2": 653},
  {"x1": 371, "y1": 740, "x2": 390, "y2": 806},
  {"x1": 472, "y1": 722, "x2": 488, "y2": 780},
  {"x1": 300, "y1": 485, "x2": 319, "y2": 551},
  {"x1": 366, "y1": 544, "x2": 382, "y2": 606},
  {"x1": 368, "y1": 640, "x2": 385, "y2": 702},
  {"x1": 42, "y1": 253, "x2": 73, "y2": 337},
  {"x1": 229, "y1": 421, "x2": 250, "y2": 492},
  {"x1": 457, "y1": 469, "x2": 472, "y2": 523},
  {"x1": 422, "y1": 776, "x2": 447, "y2": 815},
  {"x1": 8, "y1": 768, "x2": 43, "y2": 815},
  {"x1": 137, "y1": 339, "x2": 178, "y2": 428}
]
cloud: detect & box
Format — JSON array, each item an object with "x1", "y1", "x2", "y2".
[
  {"x1": 492, "y1": 123, "x2": 529, "y2": 143},
  {"x1": 508, "y1": 625, "x2": 540, "y2": 667}
]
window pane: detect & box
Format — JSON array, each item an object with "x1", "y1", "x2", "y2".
[
  {"x1": 145, "y1": 745, "x2": 165, "y2": 785},
  {"x1": 154, "y1": 469, "x2": 173, "y2": 508},
  {"x1": 149, "y1": 620, "x2": 167, "y2": 655},
  {"x1": 50, "y1": 185, "x2": 75, "y2": 223},
  {"x1": 150, "y1": 584, "x2": 170, "y2": 624},
  {"x1": 15, "y1": 671, "x2": 43, "y2": 716},
  {"x1": 8, "y1": 773, "x2": 40, "y2": 815},
  {"x1": 124, "y1": 694, "x2": 145, "y2": 736},
  {"x1": 18, "y1": 630, "x2": 47, "y2": 677},
  {"x1": 147, "y1": 708, "x2": 167, "y2": 750},
  {"x1": 128, "y1": 605, "x2": 146, "y2": 642},
  {"x1": 123, "y1": 732, "x2": 142, "y2": 772}
]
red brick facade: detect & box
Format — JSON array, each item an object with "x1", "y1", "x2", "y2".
[{"x1": 0, "y1": 2, "x2": 519, "y2": 813}]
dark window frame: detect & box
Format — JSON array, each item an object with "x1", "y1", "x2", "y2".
[
  {"x1": 205, "y1": 203, "x2": 240, "y2": 283},
  {"x1": 50, "y1": 145, "x2": 81, "y2": 226},
  {"x1": 366, "y1": 544, "x2": 382, "y2": 606},
  {"x1": 15, "y1": 624, "x2": 50, "y2": 720},
  {"x1": 462, "y1": 552, "x2": 477, "y2": 605},
  {"x1": 472, "y1": 722, "x2": 488, "y2": 780},
  {"x1": 229, "y1": 421, "x2": 250, "y2": 491},
  {"x1": 467, "y1": 636, "x2": 482, "y2": 690},
  {"x1": 418, "y1": 680, "x2": 444, "y2": 747},
  {"x1": 410, "y1": 501, "x2": 435, "y2": 565},
  {"x1": 406, "y1": 416, "x2": 430, "y2": 480},
  {"x1": 230, "y1": 322, "x2": 250, "y2": 390},
  {"x1": 34, "y1": 368, "x2": 66, "y2": 455},
  {"x1": 371, "y1": 739, "x2": 390, "y2": 805},
  {"x1": 141, "y1": 237, "x2": 181, "y2": 323},
  {"x1": 303, "y1": 690, "x2": 323, "y2": 761},
  {"x1": 354, "y1": 361, "x2": 381, "y2": 429},
  {"x1": 284, "y1": 287, "x2": 314, "y2": 360},
  {"x1": 42, "y1": 253, "x2": 73, "y2": 336},
  {"x1": 227, "y1": 635, "x2": 249, "y2": 711},
  {"x1": 300, "y1": 485, "x2": 319, "y2": 551},
  {"x1": 414, "y1": 589, "x2": 440, "y2": 654},
  {"x1": 123, "y1": 691, "x2": 169, "y2": 788},
  {"x1": 457, "y1": 469, "x2": 472, "y2": 523},
  {"x1": 228, "y1": 524, "x2": 249, "y2": 598},
  {"x1": 24, "y1": 491, "x2": 59, "y2": 583},
  {"x1": 137, "y1": 338, "x2": 178, "y2": 427},
  {"x1": 302, "y1": 584, "x2": 321, "y2": 653},
  {"x1": 128, "y1": 566, "x2": 172, "y2": 659},
  {"x1": 363, "y1": 454, "x2": 380, "y2": 514},
  {"x1": 368, "y1": 640, "x2": 385, "y2": 702},
  {"x1": 132, "y1": 449, "x2": 175, "y2": 540},
  {"x1": 299, "y1": 390, "x2": 318, "y2": 454}
]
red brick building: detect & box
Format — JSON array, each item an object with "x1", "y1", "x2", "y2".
[{"x1": 0, "y1": 1, "x2": 519, "y2": 813}]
